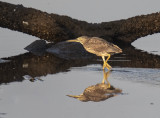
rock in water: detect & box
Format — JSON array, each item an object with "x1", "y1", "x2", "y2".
[
  {"x1": 24, "y1": 40, "x2": 47, "y2": 56},
  {"x1": 46, "y1": 41, "x2": 95, "y2": 60},
  {"x1": 25, "y1": 40, "x2": 95, "y2": 59}
]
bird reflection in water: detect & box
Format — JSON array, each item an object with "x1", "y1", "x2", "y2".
[{"x1": 67, "y1": 70, "x2": 122, "y2": 102}]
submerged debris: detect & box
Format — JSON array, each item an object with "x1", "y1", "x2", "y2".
[
  {"x1": 22, "y1": 21, "x2": 29, "y2": 25},
  {"x1": 23, "y1": 75, "x2": 43, "y2": 82}
]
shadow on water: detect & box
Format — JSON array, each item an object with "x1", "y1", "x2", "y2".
[
  {"x1": 0, "y1": 40, "x2": 160, "y2": 85},
  {"x1": 67, "y1": 70, "x2": 122, "y2": 102}
]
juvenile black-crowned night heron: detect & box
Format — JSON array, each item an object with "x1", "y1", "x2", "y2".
[
  {"x1": 67, "y1": 36, "x2": 122, "y2": 70},
  {"x1": 67, "y1": 70, "x2": 122, "y2": 102}
]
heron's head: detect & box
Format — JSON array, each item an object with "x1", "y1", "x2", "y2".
[{"x1": 67, "y1": 36, "x2": 90, "y2": 44}]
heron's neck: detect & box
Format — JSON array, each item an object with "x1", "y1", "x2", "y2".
[{"x1": 81, "y1": 40, "x2": 88, "y2": 45}]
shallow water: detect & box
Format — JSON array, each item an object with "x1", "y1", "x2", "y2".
[
  {"x1": 0, "y1": 28, "x2": 36, "y2": 58},
  {"x1": 0, "y1": 65, "x2": 160, "y2": 118},
  {"x1": 132, "y1": 33, "x2": 160, "y2": 55},
  {"x1": 1, "y1": 0, "x2": 160, "y2": 118}
]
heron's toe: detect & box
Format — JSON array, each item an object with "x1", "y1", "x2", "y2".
[
  {"x1": 106, "y1": 63, "x2": 112, "y2": 70},
  {"x1": 103, "y1": 62, "x2": 112, "y2": 70}
]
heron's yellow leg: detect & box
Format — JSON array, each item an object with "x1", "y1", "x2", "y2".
[
  {"x1": 106, "y1": 63, "x2": 112, "y2": 70},
  {"x1": 105, "y1": 54, "x2": 111, "y2": 63},
  {"x1": 105, "y1": 64, "x2": 111, "y2": 70},
  {"x1": 102, "y1": 70, "x2": 111, "y2": 88},
  {"x1": 105, "y1": 75, "x2": 111, "y2": 88},
  {"x1": 102, "y1": 56, "x2": 107, "y2": 70},
  {"x1": 105, "y1": 54, "x2": 112, "y2": 70},
  {"x1": 102, "y1": 56, "x2": 111, "y2": 70},
  {"x1": 102, "y1": 56, "x2": 106, "y2": 70}
]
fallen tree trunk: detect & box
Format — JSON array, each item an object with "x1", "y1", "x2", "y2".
[{"x1": 1, "y1": 1, "x2": 160, "y2": 43}]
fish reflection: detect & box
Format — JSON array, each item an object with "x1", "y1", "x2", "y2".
[{"x1": 67, "y1": 70, "x2": 122, "y2": 102}]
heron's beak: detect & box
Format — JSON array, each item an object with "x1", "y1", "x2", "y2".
[
  {"x1": 66, "y1": 95, "x2": 81, "y2": 98},
  {"x1": 67, "y1": 39, "x2": 79, "y2": 42}
]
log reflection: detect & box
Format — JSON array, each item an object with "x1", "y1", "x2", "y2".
[
  {"x1": 0, "y1": 44, "x2": 160, "y2": 84},
  {"x1": 0, "y1": 52, "x2": 93, "y2": 84},
  {"x1": 67, "y1": 70, "x2": 122, "y2": 102}
]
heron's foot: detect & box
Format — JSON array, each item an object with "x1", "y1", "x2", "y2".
[
  {"x1": 102, "y1": 80, "x2": 105, "y2": 84},
  {"x1": 108, "y1": 82, "x2": 111, "y2": 88},
  {"x1": 106, "y1": 63, "x2": 112, "y2": 69},
  {"x1": 103, "y1": 63, "x2": 112, "y2": 70},
  {"x1": 102, "y1": 81, "x2": 111, "y2": 89}
]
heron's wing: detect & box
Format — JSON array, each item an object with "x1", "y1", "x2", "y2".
[
  {"x1": 84, "y1": 38, "x2": 114, "y2": 55},
  {"x1": 85, "y1": 37, "x2": 121, "y2": 55},
  {"x1": 83, "y1": 84, "x2": 115, "y2": 102},
  {"x1": 83, "y1": 85, "x2": 105, "y2": 97}
]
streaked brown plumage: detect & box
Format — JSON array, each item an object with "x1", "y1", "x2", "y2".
[
  {"x1": 67, "y1": 70, "x2": 122, "y2": 102},
  {"x1": 67, "y1": 84, "x2": 121, "y2": 102},
  {"x1": 67, "y1": 36, "x2": 122, "y2": 70}
]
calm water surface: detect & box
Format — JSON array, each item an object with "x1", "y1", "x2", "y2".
[
  {"x1": 0, "y1": 65, "x2": 160, "y2": 118},
  {"x1": 0, "y1": 0, "x2": 160, "y2": 118}
]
